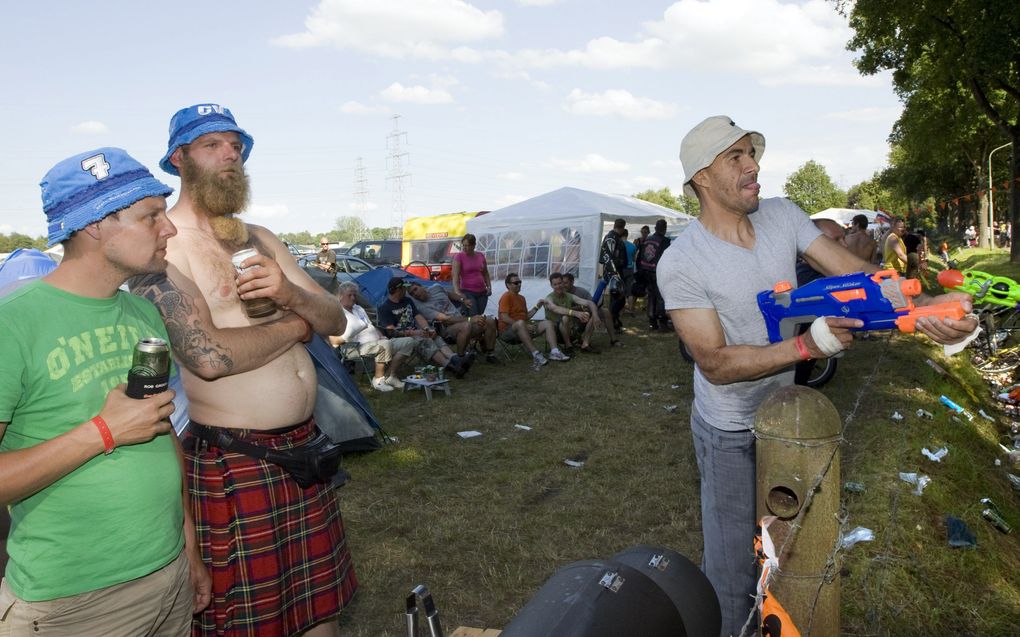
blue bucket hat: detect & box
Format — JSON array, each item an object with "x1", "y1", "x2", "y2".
[
  {"x1": 159, "y1": 103, "x2": 254, "y2": 176},
  {"x1": 41, "y1": 147, "x2": 173, "y2": 247}
]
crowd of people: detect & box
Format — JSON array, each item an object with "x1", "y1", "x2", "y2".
[
  {"x1": 0, "y1": 102, "x2": 984, "y2": 637},
  {"x1": 329, "y1": 240, "x2": 672, "y2": 389}
]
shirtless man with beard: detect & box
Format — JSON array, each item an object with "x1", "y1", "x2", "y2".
[{"x1": 131, "y1": 104, "x2": 356, "y2": 637}]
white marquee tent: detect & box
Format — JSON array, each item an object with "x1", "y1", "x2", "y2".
[
  {"x1": 467, "y1": 187, "x2": 693, "y2": 316},
  {"x1": 810, "y1": 208, "x2": 891, "y2": 227}
]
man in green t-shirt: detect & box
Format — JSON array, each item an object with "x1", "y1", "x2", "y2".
[
  {"x1": 0, "y1": 148, "x2": 210, "y2": 636},
  {"x1": 542, "y1": 271, "x2": 603, "y2": 354}
]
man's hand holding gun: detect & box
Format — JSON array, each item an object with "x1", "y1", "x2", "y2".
[{"x1": 758, "y1": 270, "x2": 976, "y2": 359}]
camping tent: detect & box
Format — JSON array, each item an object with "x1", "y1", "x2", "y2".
[
  {"x1": 811, "y1": 208, "x2": 891, "y2": 227},
  {"x1": 466, "y1": 187, "x2": 693, "y2": 314},
  {"x1": 0, "y1": 248, "x2": 58, "y2": 297}
]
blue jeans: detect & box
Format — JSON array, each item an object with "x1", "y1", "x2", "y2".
[
  {"x1": 462, "y1": 290, "x2": 489, "y2": 317},
  {"x1": 690, "y1": 407, "x2": 757, "y2": 637}
]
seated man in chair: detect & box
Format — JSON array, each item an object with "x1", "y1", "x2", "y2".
[
  {"x1": 377, "y1": 277, "x2": 471, "y2": 378},
  {"x1": 407, "y1": 280, "x2": 499, "y2": 363},
  {"x1": 497, "y1": 272, "x2": 568, "y2": 365},
  {"x1": 329, "y1": 281, "x2": 410, "y2": 392},
  {"x1": 544, "y1": 272, "x2": 602, "y2": 354},
  {"x1": 562, "y1": 272, "x2": 621, "y2": 347}
]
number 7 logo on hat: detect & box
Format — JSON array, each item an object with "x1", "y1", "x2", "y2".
[{"x1": 80, "y1": 153, "x2": 111, "y2": 180}]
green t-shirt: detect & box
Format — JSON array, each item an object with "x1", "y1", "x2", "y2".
[
  {"x1": 546, "y1": 291, "x2": 574, "y2": 311},
  {"x1": 0, "y1": 280, "x2": 183, "y2": 601}
]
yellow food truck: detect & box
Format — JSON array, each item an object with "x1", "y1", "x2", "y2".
[{"x1": 402, "y1": 210, "x2": 487, "y2": 281}]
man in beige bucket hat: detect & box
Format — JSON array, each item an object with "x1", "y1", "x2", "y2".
[{"x1": 657, "y1": 115, "x2": 978, "y2": 636}]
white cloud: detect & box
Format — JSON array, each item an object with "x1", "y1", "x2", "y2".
[
  {"x1": 499, "y1": 171, "x2": 525, "y2": 181},
  {"x1": 548, "y1": 154, "x2": 630, "y2": 173},
  {"x1": 563, "y1": 89, "x2": 677, "y2": 120},
  {"x1": 272, "y1": 0, "x2": 504, "y2": 59},
  {"x1": 71, "y1": 120, "x2": 109, "y2": 135},
  {"x1": 248, "y1": 203, "x2": 289, "y2": 220},
  {"x1": 516, "y1": 0, "x2": 561, "y2": 6},
  {"x1": 380, "y1": 82, "x2": 454, "y2": 104},
  {"x1": 340, "y1": 101, "x2": 390, "y2": 115},
  {"x1": 508, "y1": 0, "x2": 869, "y2": 87}
]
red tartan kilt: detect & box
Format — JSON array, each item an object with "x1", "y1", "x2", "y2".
[{"x1": 184, "y1": 419, "x2": 358, "y2": 637}]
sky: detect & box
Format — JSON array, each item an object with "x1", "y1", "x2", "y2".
[{"x1": 0, "y1": 0, "x2": 903, "y2": 238}]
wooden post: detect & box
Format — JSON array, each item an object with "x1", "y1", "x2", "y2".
[{"x1": 755, "y1": 385, "x2": 841, "y2": 636}]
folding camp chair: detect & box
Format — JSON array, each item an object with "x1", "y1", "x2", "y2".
[{"x1": 335, "y1": 343, "x2": 375, "y2": 381}]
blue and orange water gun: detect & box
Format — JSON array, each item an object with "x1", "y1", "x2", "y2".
[
  {"x1": 757, "y1": 270, "x2": 967, "y2": 343},
  {"x1": 937, "y1": 269, "x2": 1020, "y2": 310}
]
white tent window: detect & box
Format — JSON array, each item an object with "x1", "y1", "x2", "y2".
[{"x1": 523, "y1": 231, "x2": 552, "y2": 279}]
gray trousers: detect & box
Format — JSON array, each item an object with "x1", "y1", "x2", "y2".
[{"x1": 690, "y1": 407, "x2": 757, "y2": 637}]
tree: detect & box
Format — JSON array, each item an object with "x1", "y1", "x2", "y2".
[
  {"x1": 836, "y1": 0, "x2": 1020, "y2": 259},
  {"x1": 783, "y1": 161, "x2": 847, "y2": 213},
  {"x1": 334, "y1": 216, "x2": 370, "y2": 243},
  {"x1": 633, "y1": 187, "x2": 700, "y2": 216},
  {"x1": 0, "y1": 233, "x2": 46, "y2": 253}
]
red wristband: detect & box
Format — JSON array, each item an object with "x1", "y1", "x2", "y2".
[
  {"x1": 91, "y1": 416, "x2": 115, "y2": 454},
  {"x1": 794, "y1": 335, "x2": 812, "y2": 361}
]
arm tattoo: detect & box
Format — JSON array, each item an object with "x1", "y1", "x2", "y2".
[{"x1": 130, "y1": 273, "x2": 235, "y2": 374}]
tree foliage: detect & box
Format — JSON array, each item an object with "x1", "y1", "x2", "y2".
[
  {"x1": 836, "y1": 0, "x2": 1020, "y2": 256},
  {"x1": 0, "y1": 233, "x2": 47, "y2": 253},
  {"x1": 783, "y1": 160, "x2": 847, "y2": 213},
  {"x1": 633, "y1": 187, "x2": 700, "y2": 216}
]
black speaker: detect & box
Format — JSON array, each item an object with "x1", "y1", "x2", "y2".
[
  {"x1": 500, "y1": 559, "x2": 685, "y2": 637},
  {"x1": 611, "y1": 545, "x2": 721, "y2": 637},
  {"x1": 500, "y1": 547, "x2": 719, "y2": 637}
]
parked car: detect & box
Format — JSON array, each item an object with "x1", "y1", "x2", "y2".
[
  {"x1": 344, "y1": 240, "x2": 402, "y2": 267},
  {"x1": 298, "y1": 253, "x2": 377, "y2": 320}
]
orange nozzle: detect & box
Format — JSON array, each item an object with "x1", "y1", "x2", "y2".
[
  {"x1": 900, "y1": 279, "x2": 922, "y2": 296},
  {"x1": 773, "y1": 281, "x2": 793, "y2": 293},
  {"x1": 938, "y1": 269, "x2": 965, "y2": 289}
]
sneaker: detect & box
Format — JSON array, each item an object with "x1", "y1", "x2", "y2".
[
  {"x1": 459, "y1": 352, "x2": 476, "y2": 372},
  {"x1": 549, "y1": 348, "x2": 571, "y2": 362},
  {"x1": 384, "y1": 375, "x2": 405, "y2": 389},
  {"x1": 370, "y1": 377, "x2": 394, "y2": 392},
  {"x1": 532, "y1": 351, "x2": 549, "y2": 366},
  {"x1": 446, "y1": 358, "x2": 467, "y2": 378},
  {"x1": 485, "y1": 352, "x2": 500, "y2": 364}
]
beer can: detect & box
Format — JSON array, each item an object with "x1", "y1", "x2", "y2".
[
  {"x1": 126, "y1": 337, "x2": 171, "y2": 399},
  {"x1": 230, "y1": 248, "x2": 260, "y2": 274},
  {"x1": 982, "y1": 508, "x2": 1012, "y2": 534},
  {"x1": 230, "y1": 248, "x2": 278, "y2": 318}
]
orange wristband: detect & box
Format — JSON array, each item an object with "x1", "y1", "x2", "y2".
[
  {"x1": 794, "y1": 335, "x2": 812, "y2": 361},
  {"x1": 91, "y1": 416, "x2": 115, "y2": 454}
]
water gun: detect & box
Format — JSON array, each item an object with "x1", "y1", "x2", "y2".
[
  {"x1": 937, "y1": 269, "x2": 1020, "y2": 310},
  {"x1": 757, "y1": 270, "x2": 967, "y2": 343}
]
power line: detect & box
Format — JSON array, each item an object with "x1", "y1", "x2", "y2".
[{"x1": 385, "y1": 114, "x2": 411, "y2": 229}]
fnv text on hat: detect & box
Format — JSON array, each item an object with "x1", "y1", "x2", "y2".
[
  {"x1": 679, "y1": 115, "x2": 765, "y2": 198},
  {"x1": 41, "y1": 148, "x2": 173, "y2": 247},
  {"x1": 160, "y1": 103, "x2": 255, "y2": 176}
]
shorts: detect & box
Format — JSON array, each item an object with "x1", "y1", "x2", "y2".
[{"x1": 0, "y1": 550, "x2": 192, "y2": 637}]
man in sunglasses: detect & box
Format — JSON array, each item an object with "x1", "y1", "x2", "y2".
[
  {"x1": 315, "y1": 236, "x2": 337, "y2": 272},
  {"x1": 497, "y1": 273, "x2": 568, "y2": 365}
]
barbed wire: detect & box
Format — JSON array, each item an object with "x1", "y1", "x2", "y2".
[{"x1": 738, "y1": 340, "x2": 889, "y2": 637}]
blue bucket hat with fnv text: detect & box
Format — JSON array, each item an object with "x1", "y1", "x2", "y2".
[
  {"x1": 159, "y1": 103, "x2": 254, "y2": 176},
  {"x1": 41, "y1": 147, "x2": 173, "y2": 247}
]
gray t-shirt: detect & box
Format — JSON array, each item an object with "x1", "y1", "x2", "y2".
[
  {"x1": 659, "y1": 197, "x2": 822, "y2": 431},
  {"x1": 412, "y1": 285, "x2": 460, "y2": 322}
]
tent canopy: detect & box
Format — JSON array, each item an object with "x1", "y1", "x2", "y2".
[
  {"x1": 467, "y1": 187, "x2": 692, "y2": 312},
  {"x1": 811, "y1": 208, "x2": 891, "y2": 227}
]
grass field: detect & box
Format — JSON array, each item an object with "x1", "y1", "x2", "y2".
[{"x1": 334, "y1": 291, "x2": 1020, "y2": 636}]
